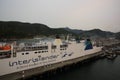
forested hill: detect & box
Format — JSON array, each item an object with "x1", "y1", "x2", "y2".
[
  {"x1": 0, "y1": 21, "x2": 119, "y2": 39},
  {"x1": 0, "y1": 21, "x2": 72, "y2": 39}
]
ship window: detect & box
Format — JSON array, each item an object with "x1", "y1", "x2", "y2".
[
  {"x1": 43, "y1": 46, "x2": 48, "y2": 49},
  {"x1": 36, "y1": 46, "x2": 48, "y2": 50},
  {"x1": 0, "y1": 51, "x2": 11, "y2": 59},
  {"x1": 52, "y1": 45, "x2": 56, "y2": 49},
  {"x1": 35, "y1": 52, "x2": 37, "y2": 54},
  {"x1": 0, "y1": 53, "x2": 2, "y2": 56},
  {"x1": 22, "y1": 53, "x2": 24, "y2": 55},
  {"x1": 38, "y1": 51, "x2": 41, "y2": 53},
  {"x1": 60, "y1": 45, "x2": 68, "y2": 48},
  {"x1": 28, "y1": 47, "x2": 31, "y2": 49},
  {"x1": 26, "y1": 53, "x2": 29, "y2": 55},
  {"x1": 13, "y1": 52, "x2": 16, "y2": 57}
]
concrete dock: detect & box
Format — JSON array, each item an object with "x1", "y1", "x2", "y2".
[{"x1": 0, "y1": 51, "x2": 102, "y2": 80}]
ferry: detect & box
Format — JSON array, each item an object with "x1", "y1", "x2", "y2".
[{"x1": 0, "y1": 36, "x2": 102, "y2": 76}]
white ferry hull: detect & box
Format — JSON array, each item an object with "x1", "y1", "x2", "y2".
[{"x1": 0, "y1": 42, "x2": 102, "y2": 76}]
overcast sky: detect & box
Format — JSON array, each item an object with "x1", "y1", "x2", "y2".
[{"x1": 0, "y1": 0, "x2": 120, "y2": 32}]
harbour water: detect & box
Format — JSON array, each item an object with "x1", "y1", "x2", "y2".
[{"x1": 30, "y1": 55, "x2": 120, "y2": 80}]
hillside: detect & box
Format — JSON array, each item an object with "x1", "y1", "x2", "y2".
[
  {"x1": 63, "y1": 27, "x2": 116, "y2": 38},
  {"x1": 115, "y1": 32, "x2": 120, "y2": 39},
  {"x1": 81, "y1": 29, "x2": 115, "y2": 38},
  {"x1": 0, "y1": 21, "x2": 72, "y2": 39},
  {"x1": 0, "y1": 21, "x2": 119, "y2": 39}
]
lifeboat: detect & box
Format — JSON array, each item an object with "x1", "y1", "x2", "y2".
[{"x1": 0, "y1": 45, "x2": 11, "y2": 52}]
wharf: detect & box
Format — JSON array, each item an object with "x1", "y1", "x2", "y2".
[{"x1": 0, "y1": 51, "x2": 102, "y2": 80}]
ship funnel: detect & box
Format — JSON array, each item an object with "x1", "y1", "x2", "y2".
[{"x1": 54, "y1": 35, "x2": 62, "y2": 45}]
